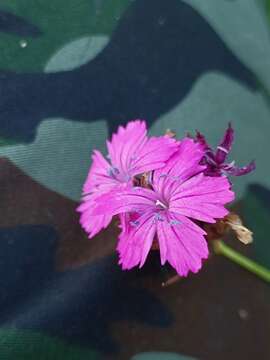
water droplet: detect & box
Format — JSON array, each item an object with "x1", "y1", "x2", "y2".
[
  {"x1": 19, "y1": 39, "x2": 28, "y2": 48},
  {"x1": 238, "y1": 308, "x2": 249, "y2": 320},
  {"x1": 151, "y1": 88, "x2": 158, "y2": 94},
  {"x1": 158, "y1": 17, "x2": 166, "y2": 26}
]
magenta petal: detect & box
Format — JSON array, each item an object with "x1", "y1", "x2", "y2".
[
  {"x1": 90, "y1": 187, "x2": 158, "y2": 216},
  {"x1": 77, "y1": 199, "x2": 112, "y2": 238},
  {"x1": 83, "y1": 150, "x2": 114, "y2": 194},
  {"x1": 78, "y1": 148, "x2": 122, "y2": 239},
  {"x1": 155, "y1": 138, "x2": 205, "y2": 182},
  {"x1": 107, "y1": 120, "x2": 147, "y2": 175},
  {"x1": 153, "y1": 138, "x2": 205, "y2": 199},
  {"x1": 117, "y1": 211, "x2": 157, "y2": 270},
  {"x1": 171, "y1": 174, "x2": 234, "y2": 201},
  {"x1": 169, "y1": 203, "x2": 229, "y2": 223},
  {"x1": 170, "y1": 174, "x2": 234, "y2": 222},
  {"x1": 117, "y1": 212, "x2": 141, "y2": 251},
  {"x1": 157, "y1": 212, "x2": 208, "y2": 276},
  {"x1": 128, "y1": 135, "x2": 179, "y2": 176},
  {"x1": 107, "y1": 120, "x2": 178, "y2": 178},
  {"x1": 215, "y1": 123, "x2": 234, "y2": 164},
  {"x1": 224, "y1": 160, "x2": 256, "y2": 176},
  {"x1": 78, "y1": 140, "x2": 117, "y2": 233}
]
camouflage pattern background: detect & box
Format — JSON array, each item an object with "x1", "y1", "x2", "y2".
[{"x1": 0, "y1": 1, "x2": 269, "y2": 359}]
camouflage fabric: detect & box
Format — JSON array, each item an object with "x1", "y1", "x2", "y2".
[{"x1": 0, "y1": 1, "x2": 269, "y2": 359}]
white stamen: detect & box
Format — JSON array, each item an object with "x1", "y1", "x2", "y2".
[
  {"x1": 217, "y1": 146, "x2": 229, "y2": 154},
  {"x1": 155, "y1": 200, "x2": 167, "y2": 209}
]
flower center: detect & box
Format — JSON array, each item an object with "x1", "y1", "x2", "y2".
[{"x1": 155, "y1": 199, "x2": 168, "y2": 210}]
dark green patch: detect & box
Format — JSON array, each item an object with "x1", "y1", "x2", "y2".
[
  {"x1": 0, "y1": 136, "x2": 18, "y2": 146},
  {"x1": 265, "y1": 0, "x2": 270, "y2": 23},
  {"x1": 242, "y1": 184, "x2": 270, "y2": 268},
  {"x1": 0, "y1": 0, "x2": 130, "y2": 71},
  {"x1": 0, "y1": 328, "x2": 99, "y2": 360}
]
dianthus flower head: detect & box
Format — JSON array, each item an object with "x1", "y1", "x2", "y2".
[
  {"x1": 77, "y1": 120, "x2": 178, "y2": 238},
  {"x1": 90, "y1": 138, "x2": 235, "y2": 276},
  {"x1": 196, "y1": 123, "x2": 255, "y2": 177}
]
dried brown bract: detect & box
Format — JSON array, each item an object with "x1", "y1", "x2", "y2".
[
  {"x1": 205, "y1": 212, "x2": 253, "y2": 245},
  {"x1": 165, "y1": 129, "x2": 176, "y2": 138}
]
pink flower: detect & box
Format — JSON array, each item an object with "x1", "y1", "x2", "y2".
[
  {"x1": 77, "y1": 120, "x2": 178, "y2": 238},
  {"x1": 91, "y1": 138, "x2": 235, "y2": 276}
]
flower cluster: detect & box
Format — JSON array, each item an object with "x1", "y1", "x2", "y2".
[{"x1": 77, "y1": 121, "x2": 254, "y2": 277}]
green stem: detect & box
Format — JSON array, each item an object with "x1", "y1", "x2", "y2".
[{"x1": 213, "y1": 240, "x2": 270, "y2": 283}]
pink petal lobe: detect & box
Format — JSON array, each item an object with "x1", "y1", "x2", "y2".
[
  {"x1": 90, "y1": 187, "x2": 158, "y2": 216},
  {"x1": 78, "y1": 148, "x2": 123, "y2": 238},
  {"x1": 157, "y1": 213, "x2": 208, "y2": 276},
  {"x1": 153, "y1": 138, "x2": 205, "y2": 198},
  {"x1": 83, "y1": 150, "x2": 113, "y2": 194},
  {"x1": 128, "y1": 135, "x2": 179, "y2": 176},
  {"x1": 106, "y1": 120, "x2": 147, "y2": 175},
  {"x1": 117, "y1": 211, "x2": 157, "y2": 270},
  {"x1": 170, "y1": 174, "x2": 234, "y2": 223},
  {"x1": 107, "y1": 120, "x2": 178, "y2": 177},
  {"x1": 77, "y1": 197, "x2": 112, "y2": 239}
]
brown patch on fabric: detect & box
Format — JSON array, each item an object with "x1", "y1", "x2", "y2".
[
  {"x1": 0, "y1": 157, "x2": 117, "y2": 271},
  {"x1": 108, "y1": 251, "x2": 270, "y2": 360}
]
